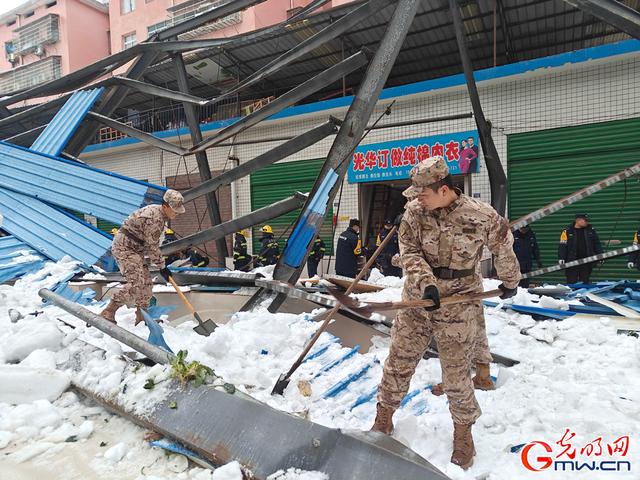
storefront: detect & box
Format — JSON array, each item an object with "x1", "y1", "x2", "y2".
[{"x1": 348, "y1": 130, "x2": 480, "y2": 249}]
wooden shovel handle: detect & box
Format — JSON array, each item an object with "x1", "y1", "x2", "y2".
[
  {"x1": 386, "y1": 288, "x2": 503, "y2": 310},
  {"x1": 167, "y1": 274, "x2": 197, "y2": 316}
]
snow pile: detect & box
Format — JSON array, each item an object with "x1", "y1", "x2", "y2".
[
  {"x1": 366, "y1": 268, "x2": 405, "y2": 288},
  {"x1": 1, "y1": 260, "x2": 640, "y2": 480},
  {"x1": 0, "y1": 365, "x2": 70, "y2": 404}
]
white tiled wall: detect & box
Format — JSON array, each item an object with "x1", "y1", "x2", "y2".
[{"x1": 82, "y1": 52, "x2": 640, "y2": 255}]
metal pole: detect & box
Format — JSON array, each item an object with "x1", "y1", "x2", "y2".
[
  {"x1": 248, "y1": 0, "x2": 421, "y2": 313},
  {"x1": 39, "y1": 288, "x2": 173, "y2": 365},
  {"x1": 161, "y1": 193, "x2": 308, "y2": 255},
  {"x1": 449, "y1": 0, "x2": 507, "y2": 216},
  {"x1": 561, "y1": 0, "x2": 640, "y2": 40},
  {"x1": 183, "y1": 119, "x2": 339, "y2": 202},
  {"x1": 172, "y1": 52, "x2": 229, "y2": 265}
]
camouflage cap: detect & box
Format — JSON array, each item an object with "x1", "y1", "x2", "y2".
[
  {"x1": 402, "y1": 156, "x2": 449, "y2": 198},
  {"x1": 163, "y1": 189, "x2": 186, "y2": 214}
]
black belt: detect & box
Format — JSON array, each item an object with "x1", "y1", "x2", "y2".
[
  {"x1": 120, "y1": 227, "x2": 145, "y2": 247},
  {"x1": 432, "y1": 267, "x2": 475, "y2": 279}
]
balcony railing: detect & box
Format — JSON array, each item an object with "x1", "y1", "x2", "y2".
[
  {"x1": 148, "y1": 0, "x2": 241, "y2": 39},
  {"x1": 12, "y1": 14, "x2": 60, "y2": 56},
  {"x1": 0, "y1": 56, "x2": 61, "y2": 95}
]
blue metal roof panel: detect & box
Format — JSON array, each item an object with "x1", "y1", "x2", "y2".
[
  {"x1": 30, "y1": 88, "x2": 105, "y2": 157},
  {"x1": 0, "y1": 235, "x2": 48, "y2": 283},
  {"x1": 0, "y1": 142, "x2": 166, "y2": 224},
  {"x1": 0, "y1": 188, "x2": 114, "y2": 268}
]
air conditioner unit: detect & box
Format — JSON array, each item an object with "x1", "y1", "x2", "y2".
[{"x1": 35, "y1": 44, "x2": 45, "y2": 57}]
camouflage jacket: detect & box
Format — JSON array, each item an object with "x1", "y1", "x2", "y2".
[
  {"x1": 399, "y1": 194, "x2": 520, "y2": 291},
  {"x1": 119, "y1": 205, "x2": 167, "y2": 268}
]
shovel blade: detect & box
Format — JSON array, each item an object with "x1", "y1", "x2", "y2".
[
  {"x1": 193, "y1": 319, "x2": 217, "y2": 337},
  {"x1": 271, "y1": 373, "x2": 290, "y2": 396}
]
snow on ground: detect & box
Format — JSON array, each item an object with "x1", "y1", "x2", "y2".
[{"x1": 1, "y1": 260, "x2": 639, "y2": 479}]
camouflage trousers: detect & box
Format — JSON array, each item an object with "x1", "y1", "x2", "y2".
[
  {"x1": 377, "y1": 274, "x2": 490, "y2": 425},
  {"x1": 110, "y1": 234, "x2": 153, "y2": 308}
]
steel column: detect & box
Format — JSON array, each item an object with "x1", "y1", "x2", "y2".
[
  {"x1": 172, "y1": 53, "x2": 229, "y2": 265},
  {"x1": 449, "y1": 0, "x2": 507, "y2": 216}
]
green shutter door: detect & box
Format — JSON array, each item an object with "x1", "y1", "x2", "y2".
[
  {"x1": 250, "y1": 158, "x2": 334, "y2": 255},
  {"x1": 508, "y1": 117, "x2": 640, "y2": 282}
]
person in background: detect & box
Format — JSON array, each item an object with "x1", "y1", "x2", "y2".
[
  {"x1": 335, "y1": 219, "x2": 362, "y2": 278},
  {"x1": 101, "y1": 190, "x2": 186, "y2": 325},
  {"x1": 512, "y1": 225, "x2": 542, "y2": 288},
  {"x1": 307, "y1": 236, "x2": 326, "y2": 277},
  {"x1": 376, "y1": 219, "x2": 401, "y2": 277},
  {"x1": 186, "y1": 248, "x2": 209, "y2": 268},
  {"x1": 256, "y1": 225, "x2": 279, "y2": 266},
  {"x1": 558, "y1": 213, "x2": 603, "y2": 284},
  {"x1": 233, "y1": 230, "x2": 251, "y2": 271},
  {"x1": 163, "y1": 228, "x2": 181, "y2": 265},
  {"x1": 628, "y1": 226, "x2": 639, "y2": 271},
  {"x1": 110, "y1": 227, "x2": 119, "y2": 236}
]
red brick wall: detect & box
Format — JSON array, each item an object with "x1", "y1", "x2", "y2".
[{"x1": 165, "y1": 172, "x2": 232, "y2": 266}]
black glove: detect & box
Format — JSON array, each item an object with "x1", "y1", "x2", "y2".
[
  {"x1": 422, "y1": 285, "x2": 441, "y2": 311},
  {"x1": 159, "y1": 267, "x2": 172, "y2": 282},
  {"x1": 498, "y1": 283, "x2": 517, "y2": 300}
]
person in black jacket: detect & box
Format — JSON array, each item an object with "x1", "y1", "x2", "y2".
[
  {"x1": 162, "y1": 228, "x2": 182, "y2": 265},
  {"x1": 376, "y1": 219, "x2": 401, "y2": 277},
  {"x1": 628, "y1": 228, "x2": 639, "y2": 271},
  {"x1": 306, "y1": 237, "x2": 326, "y2": 277},
  {"x1": 512, "y1": 225, "x2": 542, "y2": 288},
  {"x1": 558, "y1": 213, "x2": 603, "y2": 284},
  {"x1": 335, "y1": 218, "x2": 362, "y2": 278},
  {"x1": 233, "y1": 230, "x2": 251, "y2": 271},
  {"x1": 186, "y1": 248, "x2": 209, "y2": 268},
  {"x1": 257, "y1": 225, "x2": 279, "y2": 266}
]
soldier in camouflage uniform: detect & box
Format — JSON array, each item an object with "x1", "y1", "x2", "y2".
[
  {"x1": 101, "y1": 190, "x2": 186, "y2": 325},
  {"x1": 371, "y1": 157, "x2": 520, "y2": 470}
]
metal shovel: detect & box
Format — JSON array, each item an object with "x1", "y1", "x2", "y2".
[{"x1": 166, "y1": 274, "x2": 218, "y2": 336}]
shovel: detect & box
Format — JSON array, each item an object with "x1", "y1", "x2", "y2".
[
  {"x1": 271, "y1": 226, "x2": 398, "y2": 395},
  {"x1": 166, "y1": 273, "x2": 218, "y2": 336},
  {"x1": 326, "y1": 287, "x2": 504, "y2": 320}
]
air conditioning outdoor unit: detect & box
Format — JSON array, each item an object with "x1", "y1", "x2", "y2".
[{"x1": 35, "y1": 44, "x2": 45, "y2": 57}]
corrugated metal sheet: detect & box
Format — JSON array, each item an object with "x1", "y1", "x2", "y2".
[
  {"x1": 250, "y1": 158, "x2": 333, "y2": 254},
  {"x1": 30, "y1": 88, "x2": 104, "y2": 156},
  {"x1": 0, "y1": 235, "x2": 47, "y2": 283},
  {"x1": 508, "y1": 117, "x2": 640, "y2": 282},
  {"x1": 0, "y1": 188, "x2": 114, "y2": 268},
  {"x1": 0, "y1": 142, "x2": 166, "y2": 224}
]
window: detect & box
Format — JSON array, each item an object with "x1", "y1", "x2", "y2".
[
  {"x1": 24, "y1": 11, "x2": 35, "y2": 18},
  {"x1": 121, "y1": 0, "x2": 135, "y2": 14},
  {"x1": 7, "y1": 19, "x2": 16, "y2": 26},
  {"x1": 46, "y1": 1, "x2": 57, "y2": 7},
  {"x1": 122, "y1": 32, "x2": 137, "y2": 50}
]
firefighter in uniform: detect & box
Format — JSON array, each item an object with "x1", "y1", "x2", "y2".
[
  {"x1": 628, "y1": 227, "x2": 639, "y2": 271},
  {"x1": 256, "y1": 225, "x2": 279, "y2": 266},
  {"x1": 306, "y1": 237, "x2": 326, "y2": 277},
  {"x1": 558, "y1": 213, "x2": 603, "y2": 284},
  {"x1": 233, "y1": 230, "x2": 251, "y2": 271},
  {"x1": 370, "y1": 157, "x2": 520, "y2": 470}
]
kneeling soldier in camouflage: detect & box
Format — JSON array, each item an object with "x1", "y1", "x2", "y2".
[{"x1": 371, "y1": 157, "x2": 520, "y2": 470}]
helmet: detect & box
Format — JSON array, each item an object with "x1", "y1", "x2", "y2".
[
  {"x1": 110, "y1": 227, "x2": 119, "y2": 235},
  {"x1": 165, "y1": 228, "x2": 174, "y2": 235},
  {"x1": 238, "y1": 229, "x2": 249, "y2": 237},
  {"x1": 261, "y1": 225, "x2": 273, "y2": 234}
]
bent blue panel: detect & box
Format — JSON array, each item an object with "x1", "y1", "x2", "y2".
[
  {"x1": 30, "y1": 88, "x2": 105, "y2": 156},
  {"x1": 0, "y1": 188, "x2": 114, "y2": 268},
  {"x1": 0, "y1": 142, "x2": 166, "y2": 224},
  {"x1": 283, "y1": 169, "x2": 338, "y2": 268},
  {"x1": 0, "y1": 235, "x2": 46, "y2": 262},
  {"x1": 0, "y1": 235, "x2": 47, "y2": 282}
]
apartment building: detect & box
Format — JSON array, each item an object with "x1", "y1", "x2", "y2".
[{"x1": 0, "y1": 0, "x2": 109, "y2": 100}]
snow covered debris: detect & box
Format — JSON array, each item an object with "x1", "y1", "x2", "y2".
[{"x1": 0, "y1": 365, "x2": 70, "y2": 404}]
